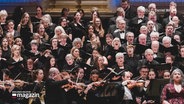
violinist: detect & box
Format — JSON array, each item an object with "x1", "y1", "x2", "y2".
[
  {"x1": 121, "y1": 71, "x2": 136, "y2": 104},
  {"x1": 84, "y1": 69, "x2": 114, "y2": 104},
  {"x1": 27, "y1": 69, "x2": 45, "y2": 104},
  {"x1": 0, "y1": 69, "x2": 19, "y2": 104},
  {"x1": 84, "y1": 70, "x2": 101, "y2": 104},
  {"x1": 66, "y1": 67, "x2": 86, "y2": 104},
  {"x1": 45, "y1": 67, "x2": 72, "y2": 104},
  {"x1": 142, "y1": 69, "x2": 158, "y2": 104},
  {"x1": 0, "y1": 47, "x2": 8, "y2": 80},
  {"x1": 132, "y1": 65, "x2": 149, "y2": 104}
]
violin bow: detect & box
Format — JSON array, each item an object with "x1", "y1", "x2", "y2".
[
  {"x1": 76, "y1": 71, "x2": 80, "y2": 83},
  {"x1": 102, "y1": 68, "x2": 115, "y2": 81},
  {"x1": 13, "y1": 72, "x2": 22, "y2": 80}
]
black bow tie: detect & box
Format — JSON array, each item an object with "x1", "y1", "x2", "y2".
[
  {"x1": 119, "y1": 31, "x2": 125, "y2": 33},
  {"x1": 138, "y1": 18, "x2": 143, "y2": 20}
]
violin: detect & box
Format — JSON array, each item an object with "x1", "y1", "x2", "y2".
[
  {"x1": 13, "y1": 79, "x2": 30, "y2": 87},
  {"x1": 0, "y1": 80, "x2": 31, "y2": 88},
  {"x1": 126, "y1": 80, "x2": 145, "y2": 89},
  {"x1": 0, "y1": 81, "x2": 12, "y2": 89}
]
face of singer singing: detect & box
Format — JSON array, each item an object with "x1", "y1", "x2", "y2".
[
  {"x1": 118, "y1": 20, "x2": 126, "y2": 30},
  {"x1": 51, "y1": 38, "x2": 58, "y2": 47},
  {"x1": 2, "y1": 38, "x2": 8, "y2": 47},
  {"x1": 145, "y1": 50, "x2": 154, "y2": 62},
  {"x1": 66, "y1": 57, "x2": 74, "y2": 65},
  {"x1": 127, "y1": 47, "x2": 134, "y2": 55},
  {"x1": 95, "y1": 18, "x2": 101, "y2": 27},
  {"x1": 13, "y1": 46, "x2": 21, "y2": 57},
  {"x1": 116, "y1": 56, "x2": 124, "y2": 66},
  {"x1": 50, "y1": 57, "x2": 56, "y2": 67},
  {"x1": 74, "y1": 12, "x2": 81, "y2": 21},
  {"x1": 7, "y1": 21, "x2": 15, "y2": 31},
  {"x1": 173, "y1": 71, "x2": 182, "y2": 83}
]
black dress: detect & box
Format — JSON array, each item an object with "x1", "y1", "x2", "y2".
[
  {"x1": 19, "y1": 24, "x2": 32, "y2": 48},
  {"x1": 70, "y1": 21, "x2": 87, "y2": 40},
  {"x1": 7, "y1": 58, "x2": 25, "y2": 79},
  {"x1": 24, "y1": 81, "x2": 45, "y2": 104},
  {"x1": 45, "y1": 78, "x2": 69, "y2": 104}
]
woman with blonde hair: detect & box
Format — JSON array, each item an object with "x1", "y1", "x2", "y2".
[
  {"x1": 70, "y1": 47, "x2": 83, "y2": 64},
  {"x1": 5, "y1": 32, "x2": 14, "y2": 48},
  {"x1": 8, "y1": 45, "x2": 24, "y2": 78}
]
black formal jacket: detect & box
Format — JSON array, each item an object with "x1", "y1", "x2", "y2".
[
  {"x1": 45, "y1": 78, "x2": 69, "y2": 104},
  {"x1": 130, "y1": 16, "x2": 148, "y2": 36}
]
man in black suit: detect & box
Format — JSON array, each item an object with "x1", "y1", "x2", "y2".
[
  {"x1": 162, "y1": 6, "x2": 179, "y2": 29},
  {"x1": 137, "y1": 49, "x2": 159, "y2": 70},
  {"x1": 113, "y1": 19, "x2": 128, "y2": 44},
  {"x1": 121, "y1": 0, "x2": 136, "y2": 19},
  {"x1": 111, "y1": 52, "x2": 132, "y2": 81},
  {"x1": 122, "y1": 32, "x2": 134, "y2": 51},
  {"x1": 130, "y1": 6, "x2": 148, "y2": 36},
  {"x1": 159, "y1": 23, "x2": 181, "y2": 46},
  {"x1": 109, "y1": 7, "x2": 129, "y2": 26},
  {"x1": 108, "y1": 16, "x2": 123, "y2": 35},
  {"x1": 148, "y1": 11, "x2": 163, "y2": 34},
  {"x1": 45, "y1": 67, "x2": 71, "y2": 104}
]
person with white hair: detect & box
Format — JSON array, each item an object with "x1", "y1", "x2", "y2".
[
  {"x1": 146, "y1": 20, "x2": 155, "y2": 33},
  {"x1": 40, "y1": 14, "x2": 56, "y2": 39},
  {"x1": 161, "y1": 36, "x2": 178, "y2": 56},
  {"x1": 106, "y1": 37, "x2": 125, "y2": 66},
  {"x1": 148, "y1": 3, "x2": 157, "y2": 12},
  {"x1": 130, "y1": 6, "x2": 148, "y2": 35},
  {"x1": 172, "y1": 16, "x2": 183, "y2": 35},
  {"x1": 113, "y1": 19, "x2": 128, "y2": 44},
  {"x1": 161, "y1": 68, "x2": 184, "y2": 104},
  {"x1": 122, "y1": 32, "x2": 135, "y2": 51},
  {"x1": 151, "y1": 40, "x2": 164, "y2": 59},
  {"x1": 45, "y1": 67, "x2": 72, "y2": 104},
  {"x1": 0, "y1": 9, "x2": 8, "y2": 25},
  {"x1": 150, "y1": 31, "x2": 159, "y2": 41},
  {"x1": 109, "y1": 7, "x2": 127, "y2": 26},
  {"x1": 162, "y1": 3, "x2": 180, "y2": 29},
  {"x1": 148, "y1": 11, "x2": 164, "y2": 33},
  {"x1": 53, "y1": 26, "x2": 66, "y2": 39},
  {"x1": 138, "y1": 34, "x2": 147, "y2": 46},
  {"x1": 139, "y1": 25, "x2": 148, "y2": 36},
  {"x1": 111, "y1": 52, "x2": 132, "y2": 81},
  {"x1": 138, "y1": 48, "x2": 159, "y2": 70},
  {"x1": 108, "y1": 16, "x2": 124, "y2": 34},
  {"x1": 162, "y1": 36, "x2": 172, "y2": 48}
]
